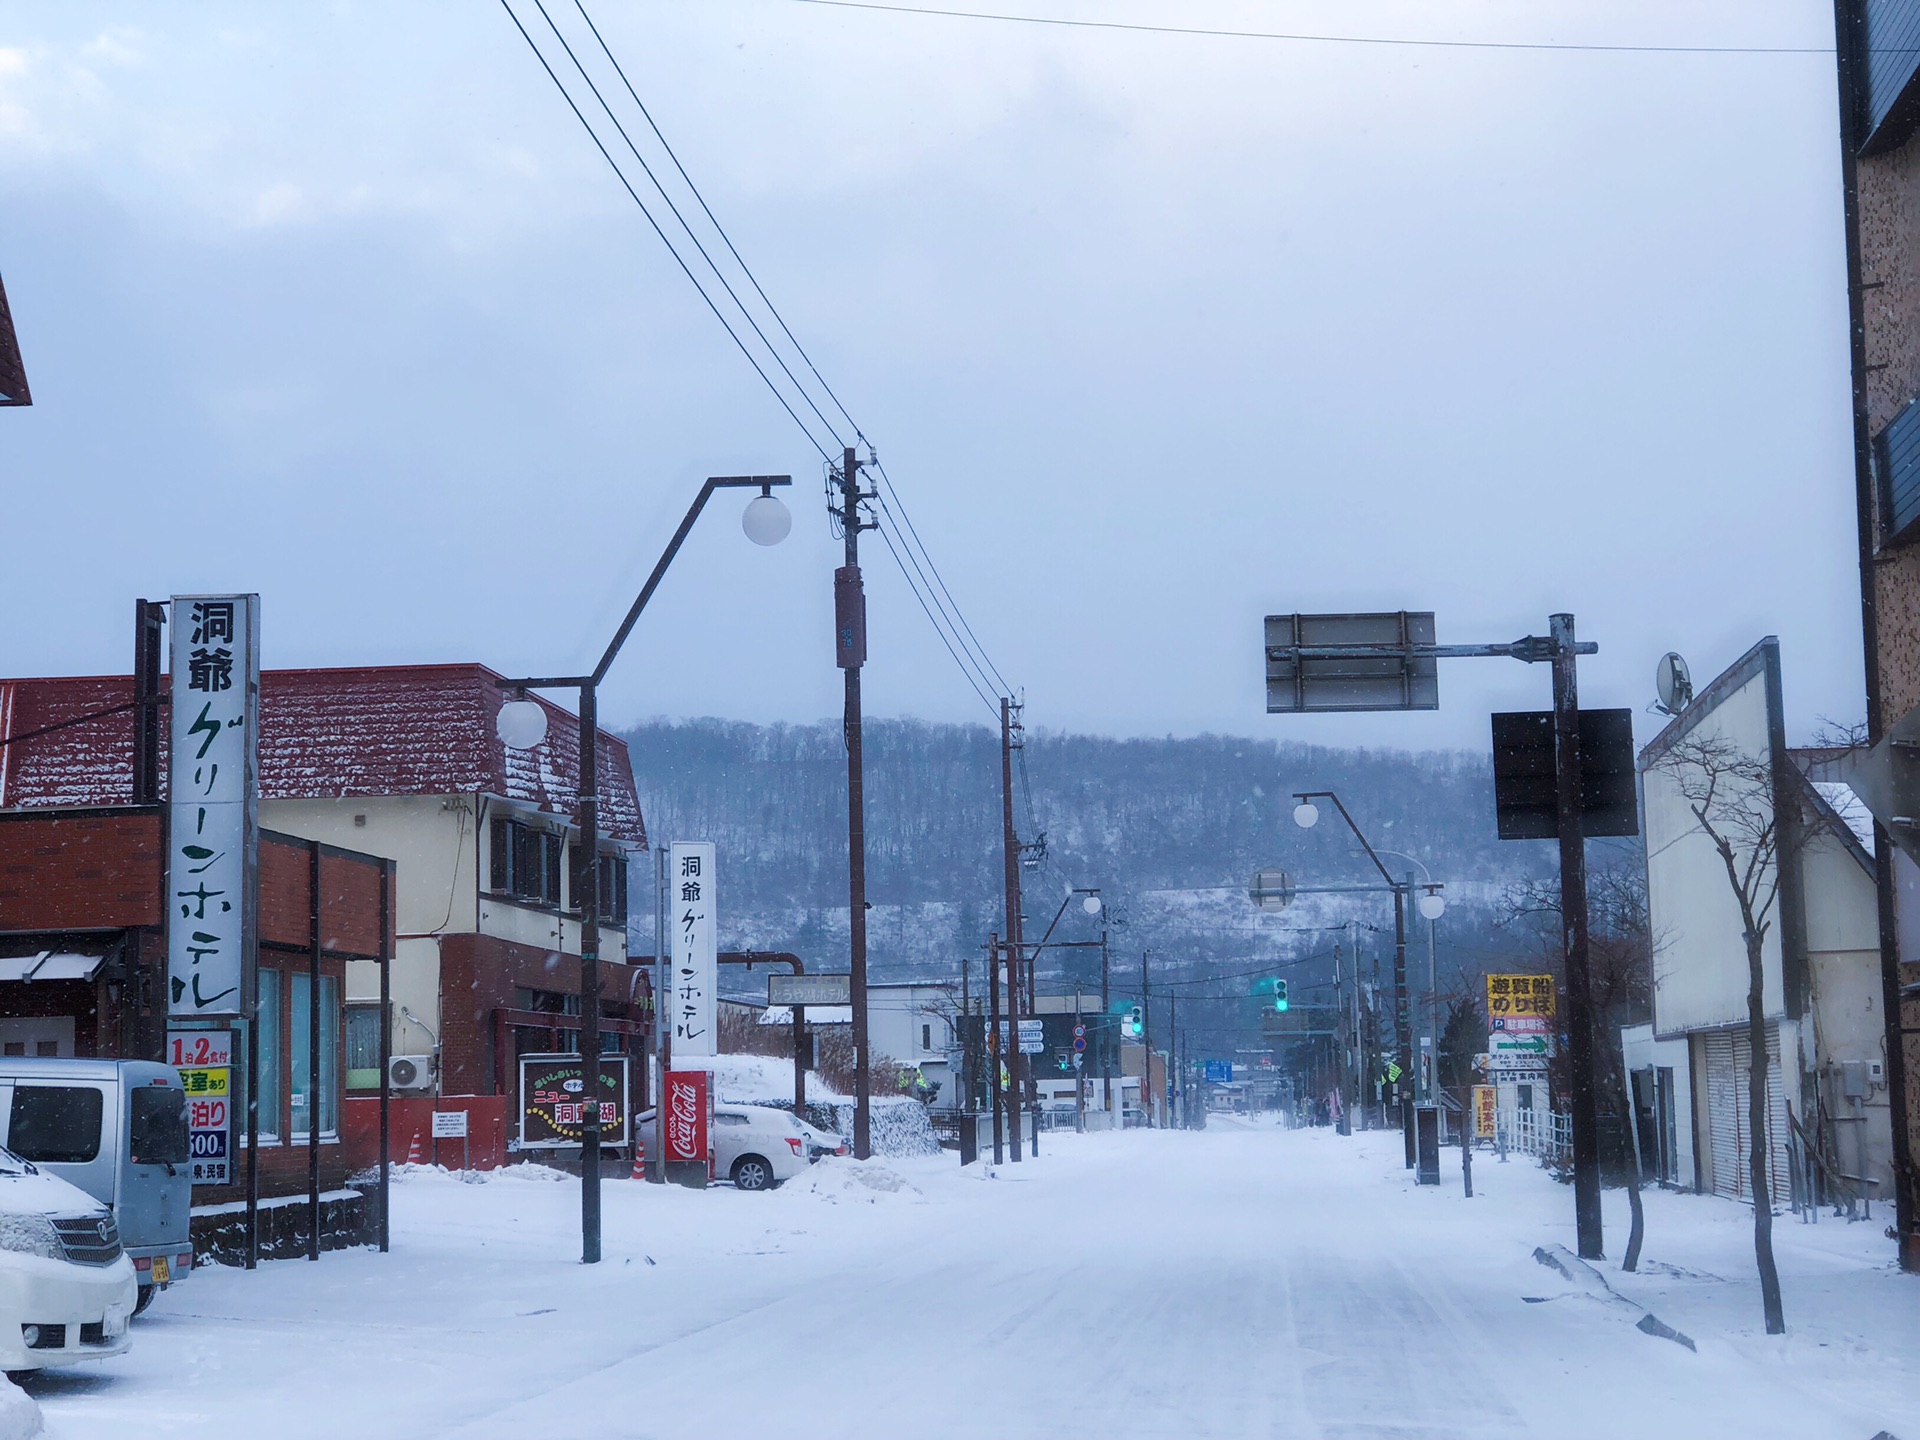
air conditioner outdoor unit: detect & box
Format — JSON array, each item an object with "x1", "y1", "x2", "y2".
[{"x1": 388, "y1": 1054, "x2": 436, "y2": 1093}]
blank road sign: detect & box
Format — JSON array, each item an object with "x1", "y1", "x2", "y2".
[
  {"x1": 1264, "y1": 612, "x2": 1439, "y2": 713},
  {"x1": 1490, "y1": 708, "x2": 1638, "y2": 840}
]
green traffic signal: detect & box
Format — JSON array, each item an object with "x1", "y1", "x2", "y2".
[{"x1": 1273, "y1": 979, "x2": 1289, "y2": 1012}]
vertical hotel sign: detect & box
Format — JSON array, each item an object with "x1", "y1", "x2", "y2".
[
  {"x1": 167, "y1": 595, "x2": 259, "y2": 1019},
  {"x1": 669, "y1": 841, "x2": 716, "y2": 1056}
]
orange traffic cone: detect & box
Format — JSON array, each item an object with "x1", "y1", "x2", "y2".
[
  {"x1": 406, "y1": 1131, "x2": 422, "y2": 1166},
  {"x1": 631, "y1": 1139, "x2": 646, "y2": 1180}
]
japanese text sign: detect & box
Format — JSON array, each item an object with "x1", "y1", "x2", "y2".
[
  {"x1": 518, "y1": 1054, "x2": 629, "y2": 1150},
  {"x1": 1471, "y1": 1084, "x2": 1497, "y2": 1139},
  {"x1": 1485, "y1": 973, "x2": 1556, "y2": 1020},
  {"x1": 167, "y1": 595, "x2": 259, "y2": 1020},
  {"x1": 669, "y1": 841, "x2": 717, "y2": 1057},
  {"x1": 171, "y1": 1028, "x2": 232, "y2": 1186}
]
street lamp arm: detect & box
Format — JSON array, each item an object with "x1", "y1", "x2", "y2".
[
  {"x1": 1296, "y1": 790, "x2": 1397, "y2": 889},
  {"x1": 593, "y1": 475, "x2": 792, "y2": 685}
]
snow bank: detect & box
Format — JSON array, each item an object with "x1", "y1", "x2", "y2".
[
  {"x1": 822, "y1": 1098, "x2": 941, "y2": 1158},
  {"x1": 784, "y1": 1157, "x2": 922, "y2": 1203},
  {"x1": 0, "y1": 1378, "x2": 41, "y2": 1440},
  {"x1": 672, "y1": 1053, "x2": 847, "y2": 1105}
]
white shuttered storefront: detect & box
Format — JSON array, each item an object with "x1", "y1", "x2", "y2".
[{"x1": 1701, "y1": 1023, "x2": 1790, "y2": 1202}]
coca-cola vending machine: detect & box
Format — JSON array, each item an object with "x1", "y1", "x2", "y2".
[{"x1": 663, "y1": 1069, "x2": 713, "y2": 1187}]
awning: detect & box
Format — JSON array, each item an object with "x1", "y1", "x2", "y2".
[{"x1": 0, "y1": 952, "x2": 106, "y2": 983}]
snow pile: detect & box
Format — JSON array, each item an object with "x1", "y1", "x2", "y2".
[
  {"x1": 823, "y1": 1097, "x2": 941, "y2": 1158},
  {"x1": 785, "y1": 1157, "x2": 922, "y2": 1203},
  {"x1": 673, "y1": 1053, "x2": 847, "y2": 1105},
  {"x1": 0, "y1": 1378, "x2": 41, "y2": 1440}
]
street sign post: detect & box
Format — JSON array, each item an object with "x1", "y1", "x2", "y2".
[{"x1": 1261, "y1": 610, "x2": 1610, "y2": 1259}]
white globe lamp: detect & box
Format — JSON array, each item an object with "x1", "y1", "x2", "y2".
[
  {"x1": 496, "y1": 698, "x2": 549, "y2": 751},
  {"x1": 1418, "y1": 890, "x2": 1446, "y2": 921},
  {"x1": 741, "y1": 492, "x2": 792, "y2": 547},
  {"x1": 1292, "y1": 801, "x2": 1319, "y2": 829},
  {"x1": 1082, "y1": 894, "x2": 1103, "y2": 915}
]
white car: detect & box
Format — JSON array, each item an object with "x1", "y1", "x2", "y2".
[
  {"x1": 637, "y1": 1103, "x2": 830, "y2": 1191},
  {"x1": 0, "y1": 1145, "x2": 137, "y2": 1374}
]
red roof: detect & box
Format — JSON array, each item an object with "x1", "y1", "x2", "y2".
[{"x1": 0, "y1": 664, "x2": 645, "y2": 845}]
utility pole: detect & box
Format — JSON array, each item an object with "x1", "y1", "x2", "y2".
[
  {"x1": 835, "y1": 446, "x2": 873, "y2": 1160},
  {"x1": 1396, "y1": 877, "x2": 1413, "y2": 1170},
  {"x1": 1140, "y1": 950, "x2": 1153, "y2": 1128},
  {"x1": 988, "y1": 933, "x2": 1004, "y2": 1164},
  {"x1": 1552, "y1": 612, "x2": 1603, "y2": 1260},
  {"x1": 1100, "y1": 924, "x2": 1112, "y2": 1115},
  {"x1": 1168, "y1": 992, "x2": 1178, "y2": 1128},
  {"x1": 1000, "y1": 698, "x2": 1024, "y2": 1163}
]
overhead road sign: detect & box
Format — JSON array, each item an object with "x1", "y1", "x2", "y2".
[
  {"x1": 1248, "y1": 868, "x2": 1295, "y2": 912},
  {"x1": 1265, "y1": 612, "x2": 1439, "y2": 713}
]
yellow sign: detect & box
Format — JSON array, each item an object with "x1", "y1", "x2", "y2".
[
  {"x1": 1486, "y1": 973, "x2": 1556, "y2": 1020},
  {"x1": 177, "y1": 1065, "x2": 229, "y2": 1098},
  {"x1": 1471, "y1": 1084, "x2": 1497, "y2": 1139}
]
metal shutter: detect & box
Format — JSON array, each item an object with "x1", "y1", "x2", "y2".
[
  {"x1": 1705, "y1": 1031, "x2": 1740, "y2": 1198},
  {"x1": 1705, "y1": 1023, "x2": 1792, "y2": 1203}
]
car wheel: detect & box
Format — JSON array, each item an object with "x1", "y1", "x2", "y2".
[
  {"x1": 731, "y1": 1155, "x2": 775, "y2": 1192},
  {"x1": 133, "y1": 1286, "x2": 158, "y2": 1317}
]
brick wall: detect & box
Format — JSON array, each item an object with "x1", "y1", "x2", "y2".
[{"x1": 0, "y1": 808, "x2": 162, "y2": 931}]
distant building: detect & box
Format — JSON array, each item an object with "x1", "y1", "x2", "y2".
[
  {"x1": 0, "y1": 663, "x2": 648, "y2": 1159},
  {"x1": 1831, "y1": 4, "x2": 1920, "y2": 1263},
  {"x1": 1637, "y1": 639, "x2": 1892, "y2": 1206}
]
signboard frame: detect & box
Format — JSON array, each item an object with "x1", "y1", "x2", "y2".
[
  {"x1": 517, "y1": 1053, "x2": 630, "y2": 1151},
  {"x1": 1264, "y1": 611, "x2": 1439, "y2": 714},
  {"x1": 767, "y1": 973, "x2": 851, "y2": 1008},
  {"x1": 166, "y1": 594, "x2": 260, "y2": 1021},
  {"x1": 668, "y1": 841, "x2": 717, "y2": 1057}
]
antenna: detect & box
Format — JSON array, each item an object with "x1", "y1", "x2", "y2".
[{"x1": 1652, "y1": 652, "x2": 1693, "y2": 717}]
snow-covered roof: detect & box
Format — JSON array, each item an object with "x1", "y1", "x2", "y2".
[{"x1": 0, "y1": 664, "x2": 645, "y2": 843}]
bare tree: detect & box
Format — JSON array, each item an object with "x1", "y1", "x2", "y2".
[
  {"x1": 1502, "y1": 861, "x2": 1655, "y2": 1270},
  {"x1": 1653, "y1": 732, "x2": 1790, "y2": 1334}
]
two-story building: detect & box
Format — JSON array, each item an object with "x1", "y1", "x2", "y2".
[
  {"x1": 1638, "y1": 639, "x2": 1893, "y2": 1208},
  {"x1": 0, "y1": 662, "x2": 648, "y2": 1160}
]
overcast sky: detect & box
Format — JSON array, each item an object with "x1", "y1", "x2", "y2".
[{"x1": 0, "y1": 1, "x2": 1857, "y2": 751}]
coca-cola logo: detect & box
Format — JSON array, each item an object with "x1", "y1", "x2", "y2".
[{"x1": 665, "y1": 1078, "x2": 704, "y2": 1160}]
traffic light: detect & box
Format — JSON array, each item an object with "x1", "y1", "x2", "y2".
[
  {"x1": 1127, "y1": 1005, "x2": 1143, "y2": 1037},
  {"x1": 1273, "y1": 980, "x2": 1289, "y2": 1013}
]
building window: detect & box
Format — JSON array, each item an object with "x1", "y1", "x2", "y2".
[
  {"x1": 346, "y1": 1004, "x2": 382, "y2": 1091},
  {"x1": 922, "y1": 1024, "x2": 932, "y2": 1052},
  {"x1": 255, "y1": 968, "x2": 282, "y2": 1141},
  {"x1": 291, "y1": 973, "x2": 341, "y2": 1139},
  {"x1": 1874, "y1": 397, "x2": 1920, "y2": 547},
  {"x1": 598, "y1": 853, "x2": 628, "y2": 926},
  {"x1": 490, "y1": 816, "x2": 563, "y2": 907}
]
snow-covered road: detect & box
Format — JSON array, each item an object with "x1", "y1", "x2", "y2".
[{"x1": 23, "y1": 1121, "x2": 1920, "y2": 1439}]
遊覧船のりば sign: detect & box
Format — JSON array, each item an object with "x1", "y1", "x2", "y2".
[{"x1": 167, "y1": 595, "x2": 259, "y2": 1021}]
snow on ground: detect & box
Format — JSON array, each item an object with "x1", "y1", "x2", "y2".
[{"x1": 20, "y1": 1122, "x2": 1920, "y2": 1439}]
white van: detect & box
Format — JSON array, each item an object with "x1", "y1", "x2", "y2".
[
  {"x1": 0, "y1": 1144, "x2": 137, "y2": 1374},
  {"x1": 0, "y1": 1060, "x2": 193, "y2": 1312}
]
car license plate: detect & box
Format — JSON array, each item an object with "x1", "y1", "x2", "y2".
[{"x1": 151, "y1": 1255, "x2": 169, "y2": 1284}]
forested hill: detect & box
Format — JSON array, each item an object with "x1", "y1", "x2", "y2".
[{"x1": 619, "y1": 718, "x2": 1555, "y2": 984}]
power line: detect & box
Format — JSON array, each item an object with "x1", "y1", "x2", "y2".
[
  {"x1": 871, "y1": 491, "x2": 1001, "y2": 702},
  {"x1": 872, "y1": 461, "x2": 1013, "y2": 696},
  {"x1": 529, "y1": 0, "x2": 848, "y2": 451},
  {"x1": 872, "y1": 521, "x2": 1000, "y2": 718},
  {"x1": 785, "y1": 0, "x2": 1830, "y2": 55},
  {"x1": 498, "y1": 0, "x2": 835, "y2": 460}
]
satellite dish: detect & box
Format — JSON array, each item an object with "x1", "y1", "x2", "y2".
[
  {"x1": 1248, "y1": 868, "x2": 1294, "y2": 913},
  {"x1": 1655, "y1": 652, "x2": 1693, "y2": 716}
]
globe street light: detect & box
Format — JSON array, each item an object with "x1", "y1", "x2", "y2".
[
  {"x1": 495, "y1": 473, "x2": 792, "y2": 1266},
  {"x1": 1293, "y1": 800, "x2": 1320, "y2": 829}
]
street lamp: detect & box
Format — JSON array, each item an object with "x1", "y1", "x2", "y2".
[
  {"x1": 1292, "y1": 790, "x2": 1419, "y2": 1166},
  {"x1": 497, "y1": 473, "x2": 792, "y2": 1266}
]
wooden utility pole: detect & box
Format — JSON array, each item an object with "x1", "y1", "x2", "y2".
[
  {"x1": 1140, "y1": 950, "x2": 1153, "y2": 1128},
  {"x1": 836, "y1": 447, "x2": 872, "y2": 1159},
  {"x1": 1551, "y1": 613, "x2": 1603, "y2": 1259},
  {"x1": 988, "y1": 933, "x2": 1004, "y2": 1164},
  {"x1": 1000, "y1": 698, "x2": 1024, "y2": 1162}
]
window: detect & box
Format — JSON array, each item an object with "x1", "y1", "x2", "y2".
[
  {"x1": 1876, "y1": 398, "x2": 1920, "y2": 547},
  {"x1": 922, "y1": 1024, "x2": 932, "y2": 1052},
  {"x1": 291, "y1": 973, "x2": 341, "y2": 1139},
  {"x1": 598, "y1": 853, "x2": 628, "y2": 926},
  {"x1": 9, "y1": 1085, "x2": 104, "y2": 1163},
  {"x1": 253, "y1": 968, "x2": 282, "y2": 1140},
  {"x1": 491, "y1": 817, "x2": 562, "y2": 907},
  {"x1": 346, "y1": 1005, "x2": 382, "y2": 1090},
  {"x1": 129, "y1": 1087, "x2": 189, "y2": 1167}
]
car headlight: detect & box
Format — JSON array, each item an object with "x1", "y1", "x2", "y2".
[{"x1": 0, "y1": 1213, "x2": 62, "y2": 1261}]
